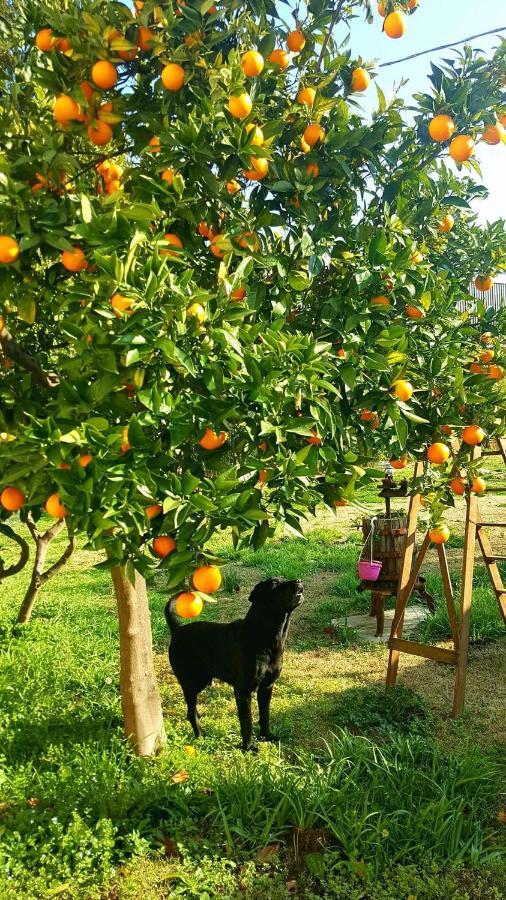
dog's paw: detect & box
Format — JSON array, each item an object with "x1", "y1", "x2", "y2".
[
  {"x1": 258, "y1": 731, "x2": 280, "y2": 743},
  {"x1": 241, "y1": 742, "x2": 258, "y2": 753}
]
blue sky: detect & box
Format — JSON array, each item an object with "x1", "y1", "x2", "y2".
[{"x1": 329, "y1": 0, "x2": 506, "y2": 224}]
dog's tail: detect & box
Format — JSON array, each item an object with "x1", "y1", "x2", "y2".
[{"x1": 164, "y1": 597, "x2": 180, "y2": 635}]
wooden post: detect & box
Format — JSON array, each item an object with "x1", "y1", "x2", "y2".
[
  {"x1": 452, "y1": 447, "x2": 480, "y2": 717},
  {"x1": 386, "y1": 461, "x2": 424, "y2": 686}
]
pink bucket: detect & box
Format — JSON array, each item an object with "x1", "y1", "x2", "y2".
[{"x1": 358, "y1": 559, "x2": 383, "y2": 582}]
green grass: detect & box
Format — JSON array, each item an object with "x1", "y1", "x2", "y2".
[{"x1": 0, "y1": 519, "x2": 505, "y2": 899}]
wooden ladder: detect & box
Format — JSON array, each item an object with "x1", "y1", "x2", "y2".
[{"x1": 386, "y1": 439, "x2": 506, "y2": 716}]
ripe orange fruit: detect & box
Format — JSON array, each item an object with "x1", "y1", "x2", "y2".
[
  {"x1": 351, "y1": 68, "x2": 371, "y2": 92},
  {"x1": 161, "y1": 233, "x2": 183, "y2": 256},
  {"x1": 106, "y1": 179, "x2": 122, "y2": 194},
  {"x1": 449, "y1": 135, "x2": 474, "y2": 162},
  {"x1": 120, "y1": 427, "x2": 131, "y2": 453},
  {"x1": 287, "y1": 30, "x2": 305, "y2": 53},
  {"x1": 245, "y1": 123, "x2": 264, "y2": 146},
  {"x1": 199, "y1": 428, "x2": 227, "y2": 450},
  {"x1": 146, "y1": 504, "x2": 162, "y2": 519},
  {"x1": 80, "y1": 80, "x2": 94, "y2": 103},
  {"x1": 174, "y1": 591, "x2": 203, "y2": 618},
  {"x1": 228, "y1": 93, "x2": 252, "y2": 119},
  {"x1": 241, "y1": 50, "x2": 264, "y2": 77},
  {"x1": 243, "y1": 157, "x2": 269, "y2": 181},
  {"x1": 161, "y1": 63, "x2": 185, "y2": 91},
  {"x1": 35, "y1": 28, "x2": 55, "y2": 51},
  {"x1": 106, "y1": 163, "x2": 123, "y2": 181},
  {"x1": 268, "y1": 48, "x2": 290, "y2": 70},
  {"x1": 231, "y1": 285, "x2": 246, "y2": 301},
  {"x1": 153, "y1": 535, "x2": 177, "y2": 557},
  {"x1": 306, "y1": 428, "x2": 322, "y2": 445},
  {"x1": 360, "y1": 410, "x2": 376, "y2": 422},
  {"x1": 410, "y1": 251, "x2": 424, "y2": 265},
  {"x1": 392, "y1": 380, "x2": 413, "y2": 402},
  {"x1": 427, "y1": 442, "x2": 450, "y2": 464},
  {"x1": 237, "y1": 230, "x2": 259, "y2": 252},
  {"x1": 137, "y1": 26, "x2": 155, "y2": 51},
  {"x1": 384, "y1": 11, "x2": 406, "y2": 38},
  {"x1": 469, "y1": 362, "x2": 486, "y2": 376},
  {"x1": 147, "y1": 136, "x2": 161, "y2": 153},
  {"x1": 377, "y1": 2, "x2": 386, "y2": 16},
  {"x1": 161, "y1": 169, "x2": 175, "y2": 185},
  {"x1": 300, "y1": 137, "x2": 311, "y2": 153},
  {"x1": 0, "y1": 486, "x2": 26, "y2": 511},
  {"x1": 61, "y1": 247, "x2": 88, "y2": 272},
  {"x1": 56, "y1": 37, "x2": 71, "y2": 52},
  {"x1": 53, "y1": 95, "x2": 80, "y2": 124},
  {"x1": 450, "y1": 477, "x2": 466, "y2": 496},
  {"x1": 406, "y1": 305, "x2": 425, "y2": 319},
  {"x1": 87, "y1": 121, "x2": 113, "y2": 145},
  {"x1": 45, "y1": 492, "x2": 68, "y2": 518},
  {"x1": 488, "y1": 365, "x2": 504, "y2": 380},
  {"x1": 390, "y1": 456, "x2": 408, "y2": 469},
  {"x1": 306, "y1": 161, "x2": 319, "y2": 177},
  {"x1": 258, "y1": 469, "x2": 268, "y2": 484},
  {"x1": 482, "y1": 122, "x2": 504, "y2": 145},
  {"x1": 192, "y1": 564, "x2": 222, "y2": 593},
  {"x1": 471, "y1": 476, "x2": 486, "y2": 494},
  {"x1": 370, "y1": 295, "x2": 391, "y2": 307},
  {"x1": 438, "y1": 214, "x2": 454, "y2": 232},
  {"x1": 198, "y1": 221, "x2": 211, "y2": 238},
  {"x1": 296, "y1": 86, "x2": 316, "y2": 108},
  {"x1": 0, "y1": 236, "x2": 20, "y2": 265},
  {"x1": 304, "y1": 123, "x2": 325, "y2": 147},
  {"x1": 226, "y1": 179, "x2": 241, "y2": 195},
  {"x1": 428, "y1": 114, "x2": 455, "y2": 143},
  {"x1": 480, "y1": 332, "x2": 493, "y2": 344},
  {"x1": 187, "y1": 302, "x2": 205, "y2": 322},
  {"x1": 441, "y1": 425, "x2": 453, "y2": 436},
  {"x1": 111, "y1": 293, "x2": 134, "y2": 316},
  {"x1": 334, "y1": 499, "x2": 348, "y2": 507},
  {"x1": 91, "y1": 60, "x2": 117, "y2": 90},
  {"x1": 479, "y1": 349, "x2": 494, "y2": 363},
  {"x1": 474, "y1": 275, "x2": 493, "y2": 292},
  {"x1": 429, "y1": 524, "x2": 450, "y2": 544},
  {"x1": 78, "y1": 453, "x2": 93, "y2": 467},
  {"x1": 210, "y1": 233, "x2": 230, "y2": 258}
]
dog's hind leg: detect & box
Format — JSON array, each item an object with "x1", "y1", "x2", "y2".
[
  {"x1": 182, "y1": 685, "x2": 203, "y2": 738},
  {"x1": 234, "y1": 689, "x2": 253, "y2": 751},
  {"x1": 257, "y1": 683, "x2": 276, "y2": 741}
]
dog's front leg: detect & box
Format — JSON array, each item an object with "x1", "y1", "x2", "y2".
[
  {"x1": 234, "y1": 689, "x2": 253, "y2": 750},
  {"x1": 257, "y1": 683, "x2": 276, "y2": 741}
]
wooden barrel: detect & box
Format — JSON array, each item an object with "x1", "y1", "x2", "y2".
[{"x1": 361, "y1": 516, "x2": 410, "y2": 589}]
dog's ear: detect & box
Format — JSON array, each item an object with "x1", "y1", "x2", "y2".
[{"x1": 248, "y1": 578, "x2": 279, "y2": 603}]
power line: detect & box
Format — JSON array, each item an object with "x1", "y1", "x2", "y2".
[{"x1": 378, "y1": 26, "x2": 506, "y2": 69}]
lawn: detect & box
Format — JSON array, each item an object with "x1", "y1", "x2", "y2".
[{"x1": 1, "y1": 491, "x2": 505, "y2": 899}]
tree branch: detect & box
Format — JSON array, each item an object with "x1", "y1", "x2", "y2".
[
  {"x1": 40, "y1": 528, "x2": 75, "y2": 584},
  {"x1": 0, "y1": 523, "x2": 30, "y2": 579},
  {"x1": 317, "y1": 0, "x2": 346, "y2": 71},
  {"x1": 0, "y1": 323, "x2": 59, "y2": 388}
]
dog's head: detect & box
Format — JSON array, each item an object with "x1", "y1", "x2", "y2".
[{"x1": 248, "y1": 578, "x2": 304, "y2": 614}]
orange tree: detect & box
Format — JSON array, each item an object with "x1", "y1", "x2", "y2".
[{"x1": 0, "y1": 0, "x2": 505, "y2": 754}]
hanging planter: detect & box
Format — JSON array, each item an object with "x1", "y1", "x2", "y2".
[{"x1": 358, "y1": 516, "x2": 383, "y2": 582}]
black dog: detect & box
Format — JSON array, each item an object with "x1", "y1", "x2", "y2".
[{"x1": 165, "y1": 578, "x2": 303, "y2": 750}]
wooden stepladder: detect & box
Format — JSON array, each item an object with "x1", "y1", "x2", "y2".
[{"x1": 386, "y1": 440, "x2": 506, "y2": 716}]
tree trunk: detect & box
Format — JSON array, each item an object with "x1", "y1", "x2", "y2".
[
  {"x1": 16, "y1": 536, "x2": 49, "y2": 624},
  {"x1": 16, "y1": 518, "x2": 74, "y2": 625},
  {"x1": 111, "y1": 563, "x2": 167, "y2": 756}
]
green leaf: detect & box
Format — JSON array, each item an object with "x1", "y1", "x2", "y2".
[
  {"x1": 17, "y1": 296, "x2": 36, "y2": 324},
  {"x1": 80, "y1": 194, "x2": 93, "y2": 224}
]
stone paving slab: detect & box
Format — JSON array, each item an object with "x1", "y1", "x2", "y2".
[{"x1": 332, "y1": 605, "x2": 429, "y2": 644}]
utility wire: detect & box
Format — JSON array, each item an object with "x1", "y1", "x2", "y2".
[{"x1": 378, "y1": 26, "x2": 506, "y2": 68}]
